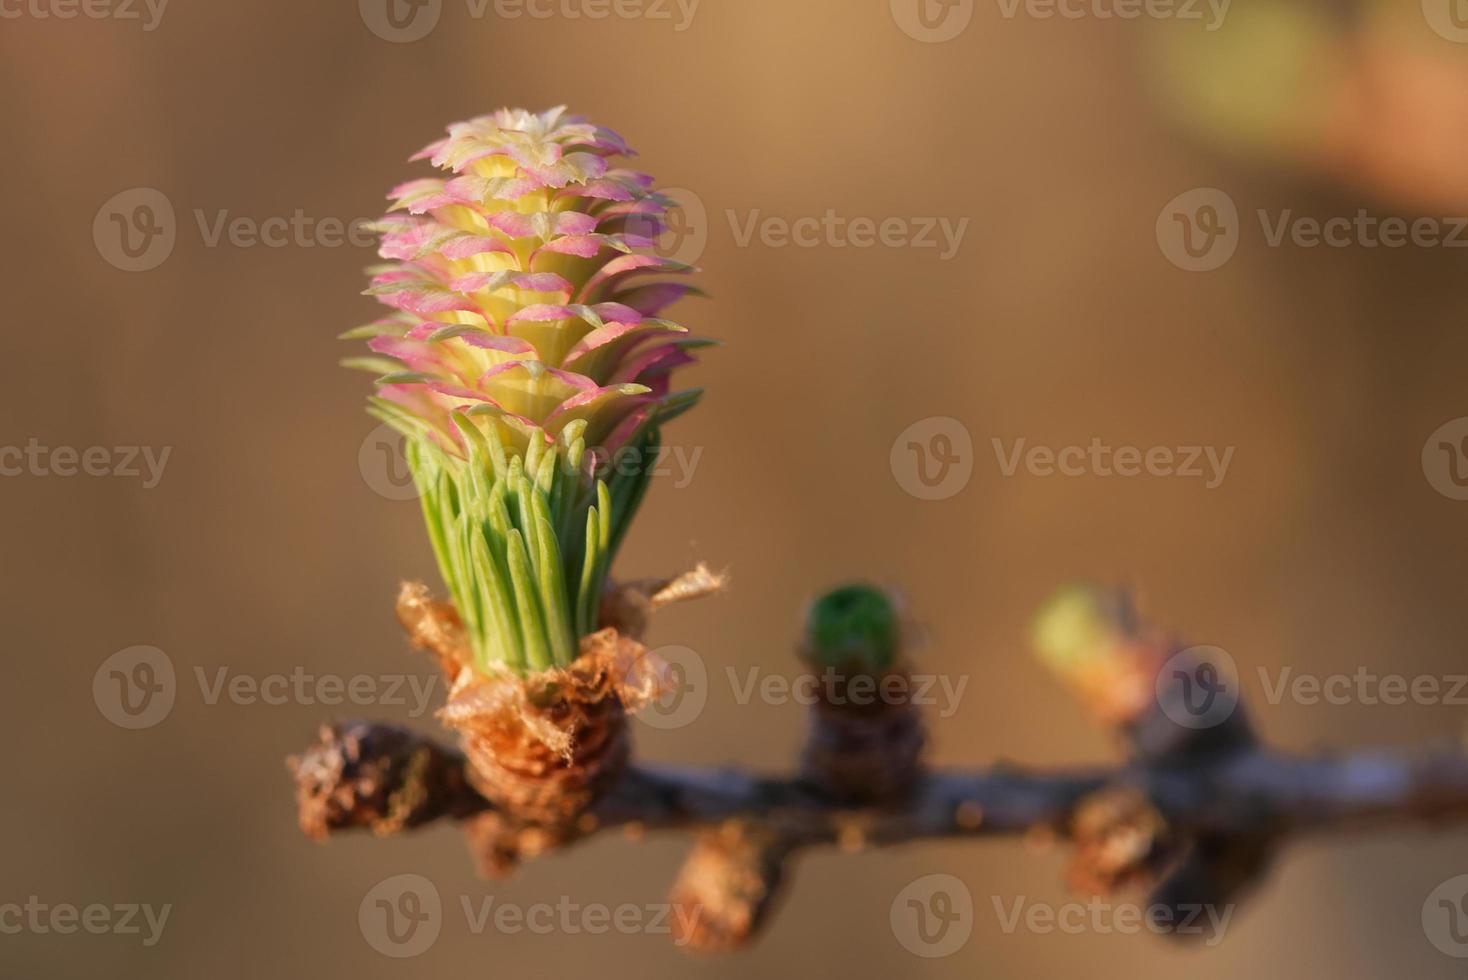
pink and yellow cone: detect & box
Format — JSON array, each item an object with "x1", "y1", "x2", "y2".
[{"x1": 347, "y1": 106, "x2": 709, "y2": 676}]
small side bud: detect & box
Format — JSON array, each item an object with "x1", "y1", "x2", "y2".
[
  {"x1": 462, "y1": 812, "x2": 576, "y2": 879},
  {"x1": 1032, "y1": 583, "x2": 1256, "y2": 761},
  {"x1": 287, "y1": 722, "x2": 485, "y2": 840},
  {"x1": 668, "y1": 823, "x2": 792, "y2": 953},
  {"x1": 802, "y1": 584, "x2": 901, "y2": 672},
  {"x1": 798, "y1": 584, "x2": 925, "y2": 803},
  {"x1": 1146, "y1": 833, "x2": 1275, "y2": 944},
  {"x1": 1066, "y1": 786, "x2": 1176, "y2": 895},
  {"x1": 1032, "y1": 583, "x2": 1155, "y2": 726}
]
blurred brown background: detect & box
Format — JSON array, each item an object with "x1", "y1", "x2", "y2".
[{"x1": 3, "y1": 0, "x2": 1468, "y2": 977}]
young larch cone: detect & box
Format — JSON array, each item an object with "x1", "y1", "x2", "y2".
[
  {"x1": 352, "y1": 107, "x2": 710, "y2": 825},
  {"x1": 797, "y1": 586, "x2": 925, "y2": 804}
]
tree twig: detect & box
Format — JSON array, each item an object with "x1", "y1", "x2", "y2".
[
  {"x1": 287, "y1": 585, "x2": 1468, "y2": 951},
  {"x1": 288, "y1": 722, "x2": 1468, "y2": 849}
]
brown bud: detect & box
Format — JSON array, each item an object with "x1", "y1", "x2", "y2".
[
  {"x1": 668, "y1": 823, "x2": 792, "y2": 953},
  {"x1": 1146, "y1": 832, "x2": 1275, "y2": 942},
  {"x1": 447, "y1": 672, "x2": 631, "y2": 827},
  {"x1": 800, "y1": 666, "x2": 926, "y2": 804},
  {"x1": 395, "y1": 582, "x2": 472, "y2": 678},
  {"x1": 462, "y1": 812, "x2": 577, "y2": 879},
  {"x1": 1067, "y1": 786, "x2": 1174, "y2": 895},
  {"x1": 286, "y1": 722, "x2": 484, "y2": 840}
]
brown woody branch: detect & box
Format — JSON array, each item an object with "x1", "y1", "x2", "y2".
[
  {"x1": 289, "y1": 721, "x2": 1468, "y2": 849},
  {"x1": 288, "y1": 585, "x2": 1468, "y2": 951}
]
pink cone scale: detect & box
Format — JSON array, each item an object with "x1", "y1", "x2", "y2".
[{"x1": 346, "y1": 107, "x2": 709, "y2": 675}]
